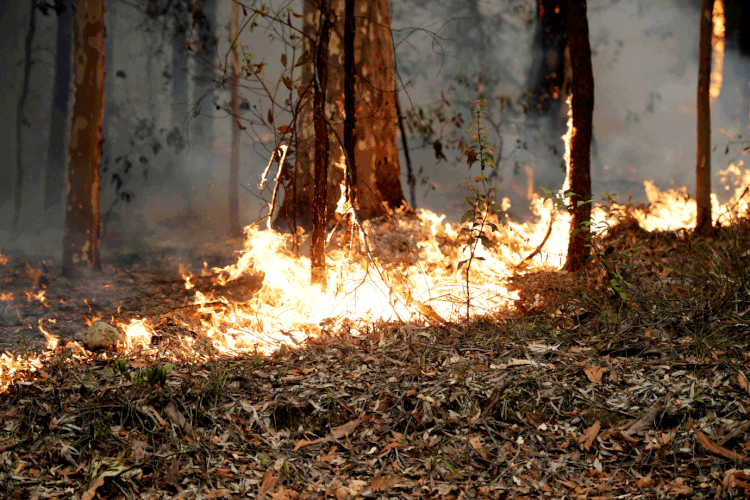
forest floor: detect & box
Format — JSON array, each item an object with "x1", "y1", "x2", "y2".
[{"x1": 2, "y1": 214, "x2": 750, "y2": 499}]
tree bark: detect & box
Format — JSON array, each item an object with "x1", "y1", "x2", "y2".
[
  {"x1": 13, "y1": 0, "x2": 38, "y2": 229},
  {"x1": 696, "y1": 0, "x2": 714, "y2": 235},
  {"x1": 45, "y1": 0, "x2": 75, "y2": 212},
  {"x1": 62, "y1": 0, "x2": 105, "y2": 277},
  {"x1": 229, "y1": 0, "x2": 241, "y2": 236},
  {"x1": 277, "y1": 0, "x2": 405, "y2": 229},
  {"x1": 562, "y1": 0, "x2": 594, "y2": 273},
  {"x1": 343, "y1": 0, "x2": 356, "y2": 203},
  {"x1": 311, "y1": 0, "x2": 332, "y2": 289}
]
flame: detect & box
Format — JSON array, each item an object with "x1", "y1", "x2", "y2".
[
  {"x1": 710, "y1": 0, "x2": 725, "y2": 102},
  {"x1": 0, "y1": 254, "x2": 8, "y2": 266}
]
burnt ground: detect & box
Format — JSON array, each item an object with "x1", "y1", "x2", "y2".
[{"x1": 2, "y1": 219, "x2": 750, "y2": 499}]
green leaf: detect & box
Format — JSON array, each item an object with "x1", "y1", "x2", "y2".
[
  {"x1": 280, "y1": 53, "x2": 287, "y2": 67},
  {"x1": 479, "y1": 235, "x2": 492, "y2": 249},
  {"x1": 461, "y1": 211, "x2": 473, "y2": 223}
]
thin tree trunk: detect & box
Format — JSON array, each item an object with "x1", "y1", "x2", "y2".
[
  {"x1": 62, "y1": 0, "x2": 104, "y2": 277},
  {"x1": 311, "y1": 0, "x2": 332, "y2": 289},
  {"x1": 563, "y1": 0, "x2": 594, "y2": 273},
  {"x1": 229, "y1": 0, "x2": 241, "y2": 236},
  {"x1": 344, "y1": 0, "x2": 356, "y2": 202},
  {"x1": 45, "y1": 0, "x2": 74, "y2": 211},
  {"x1": 13, "y1": 0, "x2": 38, "y2": 229},
  {"x1": 696, "y1": 0, "x2": 715, "y2": 235},
  {"x1": 192, "y1": 0, "x2": 217, "y2": 148},
  {"x1": 396, "y1": 97, "x2": 416, "y2": 209}
]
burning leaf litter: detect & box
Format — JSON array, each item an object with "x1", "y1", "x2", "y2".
[{"x1": 2, "y1": 173, "x2": 750, "y2": 496}]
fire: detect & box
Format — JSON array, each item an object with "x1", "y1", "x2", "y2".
[{"x1": 710, "y1": 0, "x2": 725, "y2": 102}]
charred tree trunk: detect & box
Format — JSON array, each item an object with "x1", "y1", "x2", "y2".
[
  {"x1": 12, "y1": 0, "x2": 38, "y2": 229},
  {"x1": 277, "y1": 0, "x2": 405, "y2": 230},
  {"x1": 562, "y1": 0, "x2": 594, "y2": 273},
  {"x1": 192, "y1": 0, "x2": 217, "y2": 148},
  {"x1": 45, "y1": 0, "x2": 74, "y2": 212},
  {"x1": 696, "y1": 0, "x2": 715, "y2": 235},
  {"x1": 311, "y1": 0, "x2": 332, "y2": 289},
  {"x1": 229, "y1": 0, "x2": 241, "y2": 236},
  {"x1": 343, "y1": 0, "x2": 357, "y2": 203},
  {"x1": 62, "y1": 0, "x2": 104, "y2": 277}
]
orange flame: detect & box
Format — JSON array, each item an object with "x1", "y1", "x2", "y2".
[{"x1": 710, "y1": 0, "x2": 725, "y2": 102}]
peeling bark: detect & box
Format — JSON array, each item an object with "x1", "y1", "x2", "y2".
[{"x1": 62, "y1": 0, "x2": 105, "y2": 277}]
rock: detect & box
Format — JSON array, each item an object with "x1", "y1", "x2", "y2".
[{"x1": 82, "y1": 320, "x2": 125, "y2": 351}]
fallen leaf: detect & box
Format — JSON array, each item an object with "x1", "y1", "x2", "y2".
[
  {"x1": 331, "y1": 419, "x2": 361, "y2": 440},
  {"x1": 258, "y1": 471, "x2": 278, "y2": 499},
  {"x1": 584, "y1": 366, "x2": 605, "y2": 383},
  {"x1": 739, "y1": 372, "x2": 749, "y2": 394},
  {"x1": 579, "y1": 420, "x2": 601, "y2": 451},
  {"x1": 468, "y1": 436, "x2": 489, "y2": 460}
]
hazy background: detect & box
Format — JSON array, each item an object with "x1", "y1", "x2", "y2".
[{"x1": 0, "y1": 0, "x2": 748, "y2": 259}]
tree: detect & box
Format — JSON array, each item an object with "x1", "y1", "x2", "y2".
[
  {"x1": 696, "y1": 0, "x2": 715, "y2": 235},
  {"x1": 192, "y1": 0, "x2": 218, "y2": 148},
  {"x1": 562, "y1": 0, "x2": 594, "y2": 272},
  {"x1": 62, "y1": 0, "x2": 105, "y2": 276},
  {"x1": 229, "y1": 0, "x2": 242, "y2": 236},
  {"x1": 44, "y1": 0, "x2": 75, "y2": 212},
  {"x1": 13, "y1": 0, "x2": 39, "y2": 228},
  {"x1": 311, "y1": 0, "x2": 333, "y2": 288},
  {"x1": 277, "y1": 0, "x2": 406, "y2": 229}
]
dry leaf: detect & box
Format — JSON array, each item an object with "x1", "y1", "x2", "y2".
[
  {"x1": 468, "y1": 436, "x2": 489, "y2": 460},
  {"x1": 331, "y1": 419, "x2": 361, "y2": 440},
  {"x1": 258, "y1": 471, "x2": 278, "y2": 499},
  {"x1": 81, "y1": 476, "x2": 105, "y2": 500},
  {"x1": 370, "y1": 475, "x2": 399, "y2": 492},
  {"x1": 739, "y1": 371, "x2": 749, "y2": 394},
  {"x1": 579, "y1": 420, "x2": 601, "y2": 451},
  {"x1": 584, "y1": 366, "x2": 605, "y2": 383}
]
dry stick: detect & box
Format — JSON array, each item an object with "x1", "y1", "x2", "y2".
[
  {"x1": 518, "y1": 207, "x2": 555, "y2": 266},
  {"x1": 264, "y1": 145, "x2": 290, "y2": 231},
  {"x1": 320, "y1": 112, "x2": 446, "y2": 326}
]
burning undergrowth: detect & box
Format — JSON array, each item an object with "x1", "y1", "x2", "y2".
[{"x1": 2, "y1": 169, "x2": 750, "y2": 496}]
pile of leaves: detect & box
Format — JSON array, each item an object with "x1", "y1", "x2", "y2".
[{"x1": 2, "y1": 217, "x2": 750, "y2": 498}]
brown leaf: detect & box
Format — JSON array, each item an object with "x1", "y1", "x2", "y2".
[
  {"x1": 281, "y1": 75, "x2": 293, "y2": 90},
  {"x1": 579, "y1": 420, "x2": 601, "y2": 451},
  {"x1": 258, "y1": 471, "x2": 278, "y2": 499},
  {"x1": 468, "y1": 436, "x2": 489, "y2": 460},
  {"x1": 370, "y1": 475, "x2": 399, "y2": 492},
  {"x1": 278, "y1": 125, "x2": 292, "y2": 134},
  {"x1": 739, "y1": 371, "x2": 749, "y2": 394},
  {"x1": 584, "y1": 365, "x2": 605, "y2": 383},
  {"x1": 331, "y1": 418, "x2": 361, "y2": 440},
  {"x1": 81, "y1": 476, "x2": 105, "y2": 500},
  {"x1": 688, "y1": 420, "x2": 750, "y2": 463}
]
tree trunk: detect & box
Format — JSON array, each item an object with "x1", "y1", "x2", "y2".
[
  {"x1": 101, "y1": 0, "x2": 116, "y2": 192},
  {"x1": 13, "y1": 0, "x2": 38, "y2": 229},
  {"x1": 343, "y1": 0, "x2": 356, "y2": 203},
  {"x1": 277, "y1": 0, "x2": 406, "y2": 229},
  {"x1": 192, "y1": 0, "x2": 217, "y2": 148},
  {"x1": 45, "y1": 0, "x2": 75, "y2": 212},
  {"x1": 311, "y1": 0, "x2": 332, "y2": 289},
  {"x1": 696, "y1": 0, "x2": 714, "y2": 235},
  {"x1": 562, "y1": 0, "x2": 594, "y2": 273},
  {"x1": 229, "y1": 0, "x2": 241, "y2": 236},
  {"x1": 62, "y1": 0, "x2": 105, "y2": 277}
]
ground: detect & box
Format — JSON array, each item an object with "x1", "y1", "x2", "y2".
[{"x1": 1, "y1": 216, "x2": 750, "y2": 499}]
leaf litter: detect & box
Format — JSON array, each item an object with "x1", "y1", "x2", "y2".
[{"x1": 2, "y1": 215, "x2": 750, "y2": 498}]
